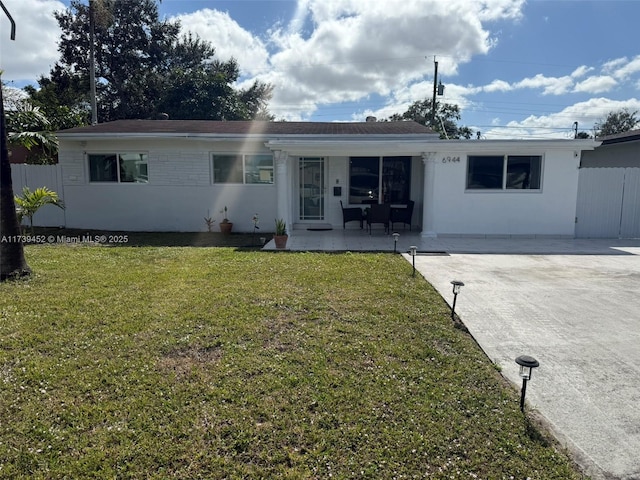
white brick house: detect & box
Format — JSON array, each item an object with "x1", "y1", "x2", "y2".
[{"x1": 56, "y1": 120, "x2": 599, "y2": 237}]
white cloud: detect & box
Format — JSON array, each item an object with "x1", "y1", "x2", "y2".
[
  {"x1": 571, "y1": 65, "x2": 593, "y2": 78},
  {"x1": 172, "y1": 9, "x2": 270, "y2": 77},
  {"x1": 476, "y1": 0, "x2": 526, "y2": 21},
  {"x1": 259, "y1": 0, "x2": 527, "y2": 119},
  {"x1": 482, "y1": 97, "x2": 640, "y2": 139},
  {"x1": 0, "y1": 0, "x2": 531, "y2": 121},
  {"x1": 600, "y1": 55, "x2": 640, "y2": 82},
  {"x1": 612, "y1": 55, "x2": 640, "y2": 80},
  {"x1": 602, "y1": 57, "x2": 628, "y2": 74},
  {"x1": 483, "y1": 79, "x2": 512, "y2": 93},
  {"x1": 288, "y1": 0, "x2": 311, "y2": 34},
  {"x1": 514, "y1": 73, "x2": 574, "y2": 95},
  {"x1": 574, "y1": 76, "x2": 618, "y2": 94},
  {"x1": 0, "y1": 0, "x2": 64, "y2": 83}
]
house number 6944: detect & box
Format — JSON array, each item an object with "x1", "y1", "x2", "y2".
[{"x1": 442, "y1": 156, "x2": 461, "y2": 163}]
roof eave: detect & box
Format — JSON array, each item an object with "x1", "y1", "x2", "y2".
[
  {"x1": 57, "y1": 132, "x2": 440, "y2": 141},
  {"x1": 423, "y1": 139, "x2": 601, "y2": 152}
]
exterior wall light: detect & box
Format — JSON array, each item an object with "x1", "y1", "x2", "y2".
[
  {"x1": 392, "y1": 232, "x2": 400, "y2": 253},
  {"x1": 450, "y1": 280, "x2": 464, "y2": 319},
  {"x1": 515, "y1": 355, "x2": 540, "y2": 412},
  {"x1": 409, "y1": 246, "x2": 417, "y2": 276}
]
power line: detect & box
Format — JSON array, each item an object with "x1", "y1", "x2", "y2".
[{"x1": 243, "y1": 52, "x2": 595, "y2": 76}]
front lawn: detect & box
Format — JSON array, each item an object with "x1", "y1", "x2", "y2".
[{"x1": 0, "y1": 246, "x2": 584, "y2": 479}]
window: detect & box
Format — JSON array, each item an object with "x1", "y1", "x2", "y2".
[
  {"x1": 349, "y1": 156, "x2": 411, "y2": 204},
  {"x1": 382, "y1": 156, "x2": 411, "y2": 204},
  {"x1": 88, "y1": 153, "x2": 148, "y2": 183},
  {"x1": 245, "y1": 154, "x2": 274, "y2": 184},
  {"x1": 349, "y1": 157, "x2": 379, "y2": 204},
  {"x1": 213, "y1": 155, "x2": 243, "y2": 183},
  {"x1": 212, "y1": 154, "x2": 274, "y2": 184},
  {"x1": 506, "y1": 156, "x2": 541, "y2": 189},
  {"x1": 466, "y1": 155, "x2": 542, "y2": 190}
]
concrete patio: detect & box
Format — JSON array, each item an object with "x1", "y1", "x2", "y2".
[{"x1": 263, "y1": 227, "x2": 640, "y2": 255}]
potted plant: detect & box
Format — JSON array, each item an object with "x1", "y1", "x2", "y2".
[
  {"x1": 273, "y1": 218, "x2": 288, "y2": 249},
  {"x1": 204, "y1": 213, "x2": 215, "y2": 232},
  {"x1": 251, "y1": 213, "x2": 260, "y2": 244},
  {"x1": 219, "y1": 206, "x2": 233, "y2": 234}
]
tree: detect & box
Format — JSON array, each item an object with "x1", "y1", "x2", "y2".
[
  {"x1": 596, "y1": 108, "x2": 639, "y2": 137},
  {"x1": 14, "y1": 187, "x2": 65, "y2": 234},
  {"x1": 6, "y1": 100, "x2": 59, "y2": 164},
  {"x1": 28, "y1": 0, "x2": 272, "y2": 122},
  {"x1": 2, "y1": 84, "x2": 26, "y2": 111},
  {"x1": 387, "y1": 100, "x2": 473, "y2": 139},
  {"x1": 0, "y1": 75, "x2": 31, "y2": 281},
  {"x1": 22, "y1": 68, "x2": 89, "y2": 131}
]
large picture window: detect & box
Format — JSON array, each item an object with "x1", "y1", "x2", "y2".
[
  {"x1": 212, "y1": 154, "x2": 273, "y2": 184},
  {"x1": 466, "y1": 155, "x2": 542, "y2": 190},
  {"x1": 349, "y1": 157, "x2": 379, "y2": 204},
  {"x1": 349, "y1": 156, "x2": 411, "y2": 204},
  {"x1": 88, "y1": 153, "x2": 148, "y2": 183}
]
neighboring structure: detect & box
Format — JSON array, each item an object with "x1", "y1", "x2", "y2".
[
  {"x1": 55, "y1": 119, "x2": 599, "y2": 237},
  {"x1": 576, "y1": 129, "x2": 640, "y2": 238},
  {"x1": 8, "y1": 145, "x2": 30, "y2": 164}
]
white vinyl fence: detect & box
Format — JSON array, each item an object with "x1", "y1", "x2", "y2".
[
  {"x1": 10, "y1": 164, "x2": 66, "y2": 227},
  {"x1": 576, "y1": 167, "x2": 640, "y2": 238}
]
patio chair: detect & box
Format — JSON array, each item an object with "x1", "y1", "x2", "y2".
[
  {"x1": 390, "y1": 200, "x2": 415, "y2": 231},
  {"x1": 366, "y1": 203, "x2": 390, "y2": 234},
  {"x1": 340, "y1": 200, "x2": 363, "y2": 229}
]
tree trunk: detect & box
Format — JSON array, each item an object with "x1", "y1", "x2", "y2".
[{"x1": 0, "y1": 83, "x2": 31, "y2": 281}]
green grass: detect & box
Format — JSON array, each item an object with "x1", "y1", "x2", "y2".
[{"x1": 0, "y1": 246, "x2": 585, "y2": 479}]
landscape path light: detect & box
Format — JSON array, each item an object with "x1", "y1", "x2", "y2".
[
  {"x1": 450, "y1": 280, "x2": 464, "y2": 319},
  {"x1": 515, "y1": 355, "x2": 540, "y2": 412},
  {"x1": 409, "y1": 246, "x2": 417, "y2": 276},
  {"x1": 392, "y1": 232, "x2": 400, "y2": 253}
]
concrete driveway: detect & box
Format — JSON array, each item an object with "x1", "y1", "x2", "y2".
[{"x1": 411, "y1": 247, "x2": 640, "y2": 480}]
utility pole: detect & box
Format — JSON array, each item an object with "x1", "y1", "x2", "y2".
[
  {"x1": 89, "y1": 0, "x2": 98, "y2": 125},
  {"x1": 431, "y1": 56, "x2": 438, "y2": 128},
  {"x1": 431, "y1": 56, "x2": 445, "y2": 129}
]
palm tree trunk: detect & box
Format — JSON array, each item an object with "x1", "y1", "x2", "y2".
[{"x1": 1, "y1": 83, "x2": 31, "y2": 280}]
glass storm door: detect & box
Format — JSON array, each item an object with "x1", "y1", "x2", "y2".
[{"x1": 299, "y1": 157, "x2": 325, "y2": 221}]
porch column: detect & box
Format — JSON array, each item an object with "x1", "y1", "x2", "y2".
[
  {"x1": 274, "y1": 150, "x2": 293, "y2": 231},
  {"x1": 421, "y1": 152, "x2": 437, "y2": 238}
]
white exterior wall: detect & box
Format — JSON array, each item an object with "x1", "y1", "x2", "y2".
[
  {"x1": 326, "y1": 156, "x2": 348, "y2": 227},
  {"x1": 58, "y1": 134, "x2": 593, "y2": 236},
  {"x1": 59, "y1": 138, "x2": 277, "y2": 232},
  {"x1": 430, "y1": 148, "x2": 580, "y2": 237}
]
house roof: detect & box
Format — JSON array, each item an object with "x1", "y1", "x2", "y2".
[
  {"x1": 57, "y1": 119, "x2": 435, "y2": 137},
  {"x1": 598, "y1": 128, "x2": 640, "y2": 145}
]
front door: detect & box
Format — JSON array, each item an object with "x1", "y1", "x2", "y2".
[{"x1": 299, "y1": 157, "x2": 325, "y2": 221}]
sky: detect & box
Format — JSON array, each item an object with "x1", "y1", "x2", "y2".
[{"x1": 1, "y1": 0, "x2": 640, "y2": 138}]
